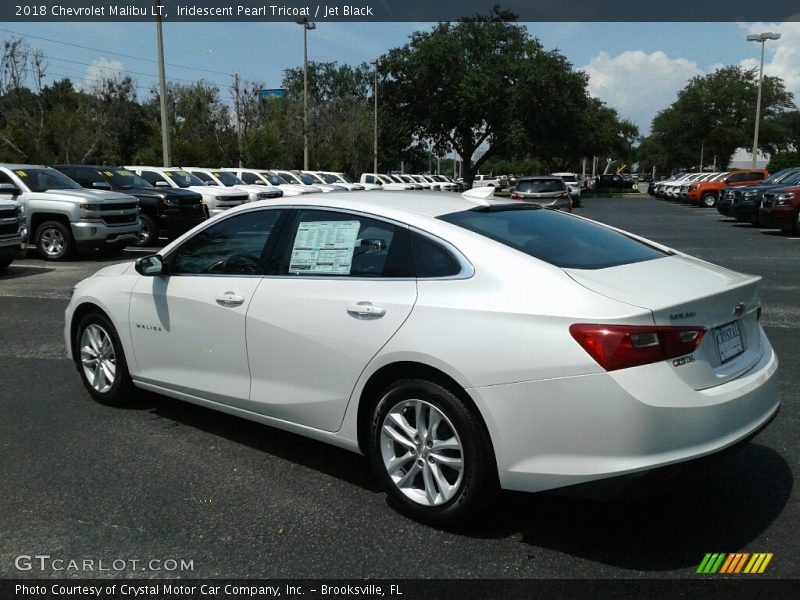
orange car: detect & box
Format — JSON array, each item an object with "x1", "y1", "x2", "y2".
[{"x1": 687, "y1": 170, "x2": 769, "y2": 207}]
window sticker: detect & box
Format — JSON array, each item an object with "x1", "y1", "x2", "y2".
[
  {"x1": 117, "y1": 170, "x2": 134, "y2": 176},
  {"x1": 104, "y1": 171, "x2": 114, "y2": 177},
  {"x1": 15, "y1": 170, "x2": 27, "y2": 177},
  {"x1": 289, "y1": 220, "x2": 360, "y2": 275}
]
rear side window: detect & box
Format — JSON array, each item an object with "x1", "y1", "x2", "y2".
[
  {"x1": 411, "y1": 232, "x2": 461, "y2": 278},
  {"x1": 439, "y1": 207, "x2": 667, "y2": 270},
  {"x1": 516, "y1": 179, "x2": 565, "y2": 193}
]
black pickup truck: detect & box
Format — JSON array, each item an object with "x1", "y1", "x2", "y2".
[
  {"x1": 54, "y1": 165, "x2": 206, "y2": 246},
  {"x1": 594, "y1": 173, "x2": 637, "y2": 191}
]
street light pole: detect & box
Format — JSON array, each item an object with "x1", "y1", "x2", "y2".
[
  {"x1": 296, "y1": 18, "x2": 316, "y2": 170},
  {"x1": 747, "y1": 32, "x2": 781, "y2": 169},
  {"x1": 372, "y1": 59, "x2": 378, "y2": 174},
  {"x1": 155, "y1": 8, "x2": 171, "y2": 167}
]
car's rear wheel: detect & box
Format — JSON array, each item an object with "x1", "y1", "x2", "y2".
[
  {"x1": 368, "y1": 379, "x2": 497, "y2": 525},
  {"x1": 701, "y1": 193, "x2": 717, "y2": 208},
  {"x1": 74, "y1": 311, "x2": 135, "y2": 406},
  {"x1": 36, "y1": 220, "x2": 73, "y2": 260}
]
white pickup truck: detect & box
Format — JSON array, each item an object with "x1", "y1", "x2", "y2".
[
  {"x1": 0, "y1": 164, "x2": 140, "y2": 260},
  {"x1": 471, "y1": 174, "x2": 509, "y2": 190},
  {"x1": 0, "y1": 197, "x2": 27, "y2": 270}
]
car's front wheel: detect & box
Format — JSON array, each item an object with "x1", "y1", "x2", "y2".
[
  {"x1": 368, "y1": 379, "x2": 497, "y2": 525},
  {"x1": 701, "y1": 193, "x2": 717, "y2": 208},
  {"x1": 36, "y1": 220, "x2": 73, "y2": 260},
  {"x1": 74, "y1": 311, "x2": 135, "y2": 406},
  {"x1": 134, "y1": 213, "x2": 158, "y2": 247}
]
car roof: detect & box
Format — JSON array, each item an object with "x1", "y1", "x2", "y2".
[
  {"x1": 241, "y1": 190, "x2": 514, "y2": 218},
  {"x1": 518, "y1": 175, "x2": 563, "y2": 181},
  {"x1": 0, "y1": 163, "x2": 49, "y2": 170}
]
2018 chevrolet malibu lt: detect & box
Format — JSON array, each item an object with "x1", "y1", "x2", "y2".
[{"x1": 65, "y1": 190, "x2": 780, "y2": 524}]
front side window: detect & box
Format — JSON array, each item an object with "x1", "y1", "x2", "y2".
[
  {"x1": 240, "y1": 172, "x2": 259, "y2": 184},
  {"x1": 169, "y1": 209, "x2": 285, "y2": 275},
  {"x1": 440, "y1": 206, "x2": 667, "y2": 270},
  {"x1": 283, "y1": 210, "x2": 413, "y2": 278}
]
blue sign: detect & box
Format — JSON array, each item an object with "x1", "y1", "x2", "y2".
[{"x1": 259, "y1": 88, "x2": 287, "y2": 98}]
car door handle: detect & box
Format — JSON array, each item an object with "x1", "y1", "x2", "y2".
[
  {"x1": 215, "y1": 292, "x2": 246, "y2": 308},
  {"x1": 346, "y1": 302, "x2": 386, "y2": 318}
]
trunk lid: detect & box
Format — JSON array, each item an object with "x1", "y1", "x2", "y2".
[{"x1": 565, "y1": 255, "x2": 762, "y2": 389}]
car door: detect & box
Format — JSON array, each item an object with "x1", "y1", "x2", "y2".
[
  {"x1": 246, "y1": 208, "x2": 418, "y2": 432},
  {"x1": 128, "y1": 207, "x2": 289, "y2": 407}
]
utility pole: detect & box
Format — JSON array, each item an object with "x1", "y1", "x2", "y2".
[
  {"x1": 747, "y1": 32, "x2": 781, "y2": 169},
  {"x1": 372, "y1": 59, "x2": 378, "y2": 174},
  {"x1": 700, "y1": 141, "x2": 704, "y2": 172},
  {"x1": 233, "y1": 73, "x2": 244, "y2": 168},
  {"x1": 296, "y1": 18, "x2": 316, "y2": 170},
  {"x1": 156, "y1": 7, "x2": 171, "y2": 167}
]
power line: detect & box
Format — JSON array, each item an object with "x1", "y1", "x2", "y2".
[{"x1": 1, "y1": 27, "x2": 234, "y2": 79}]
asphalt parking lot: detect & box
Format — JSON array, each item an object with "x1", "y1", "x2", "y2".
[{"x1": 0, "y1": 196, "x2": 797, "y2": 579}]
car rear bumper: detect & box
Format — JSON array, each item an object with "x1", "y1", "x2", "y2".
[{"x1": 469, "y1": 331, "x2": 779, "y2": 493}]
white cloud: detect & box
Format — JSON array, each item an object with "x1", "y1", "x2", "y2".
[
  {"x1": 78, "y1": 58, "x2": 125, "y2": 92},
  {"x1": 582, "y1": 50, "x2": 701, "y2": 135},
  {"x1": 740, "y1": 22, "x2": 800, "y2": 106}
]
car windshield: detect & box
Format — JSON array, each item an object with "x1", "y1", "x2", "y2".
[
  {"x1": 516, "y1": 179, "x2": 564, "y2": 193},
  {"x1": 763, "y1": 168, "x2": 797, "y2": 184},
  {"x1": 211, "y1": 171, "x2": 243, "y2": 186},
  {"x1": 16, "y1": 168, "x2": 82, "y2": 192},
  {"x1": 261, "y1": 172, "x2": 288, "y2": 185},
  {"x1": 278, "y1": 172, "x2": 302, "y2": 184},
  {"x1": 440, "y1": 206, "x2": 667, "y2": 270},
  {"x1": 337, "y1": 174, "x2": 354, "y2": 183},
  {"x1": 297, "y1": 173, "x2": 318, "y2": 185},
  {"x1": 105, "y1": 168, "x2": 152, "y2": 189},
  {"x1": 779, "y1": 171, "x2": 800, "y2": 186},
  {"x1": 321, "y1": 174, "x2": 339, "y2": 184},
  {"x1": 164, "y1": 170, "x2": 205, "y2": 188}
]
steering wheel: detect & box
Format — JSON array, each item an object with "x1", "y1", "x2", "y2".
[{"x1": 206, "y1": 255, "x2": 260, "y2": 274}]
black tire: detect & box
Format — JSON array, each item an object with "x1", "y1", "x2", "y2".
[
  {"x1": 73, "y1": 311, "x2": 135, "y2": 406},
  {"x1": 701, "y1": 193, "x2": 717, "y2": 208},
  {"x1": 368, "y1": 379, "x2": 498, "y2": 525},
  {"x1": 36, "y1": 220, "x2": 73, "y2": 261},
  {"x1": 134, "y1": 213, "x2": 158, "y2": 247}
]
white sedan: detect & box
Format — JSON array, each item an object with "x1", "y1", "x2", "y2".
[{"x1": 65, "y1": 190, "x2": 779, "y2": 524}]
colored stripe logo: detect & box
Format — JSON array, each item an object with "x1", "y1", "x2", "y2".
[{"x1": 697, "y1": 553, "x2": 773, "y2": 574}]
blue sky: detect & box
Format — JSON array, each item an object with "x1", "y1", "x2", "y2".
[{"x1": 1, "y1": 21, "x2": 797, "y2": 135}]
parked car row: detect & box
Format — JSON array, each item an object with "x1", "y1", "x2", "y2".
[
  {"x1": 648, "y1": 165, "x2": 800, "y2": 233},
  {"x1": 360, "y1": 173, "x2": 459, "y2": 191},
  {"x1": 650, "y1": 170, "x2": 769, "y2": 207}
]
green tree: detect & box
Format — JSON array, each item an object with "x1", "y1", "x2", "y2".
[{"x1": 645, "y1": 66, "x2": 794, "y2": 172}]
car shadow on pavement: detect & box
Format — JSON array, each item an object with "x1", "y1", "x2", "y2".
[
  {"x1": 458, "y1": 443, "x2": 792, "y2": 571},
  {"x1": 125, "y1": 390, "x2": 382, "y2": 493},
  {"x1": 0, "y1": 265, "x2": 55, "y2": 279}
]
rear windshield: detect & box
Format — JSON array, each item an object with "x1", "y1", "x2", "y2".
[
  {"x1": 439, "y1": 206, "x2": 667, "y2": 270},
  {"x1": 515, "y1": 179, "x2": 565, "y2": 193}
]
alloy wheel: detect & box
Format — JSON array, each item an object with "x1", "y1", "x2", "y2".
[
  {"x1": 380, "y1": 399, "x2": 464, "y2": 506},
  {"x1": 80, "y1": 324, "x2": 116, "y2": 393},
  {"x1": 40, "y1": 227, "x2": 66, "y2": 257}
]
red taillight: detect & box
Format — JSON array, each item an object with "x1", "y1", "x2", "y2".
[
  {"x1": 511, "y1": 192, "x2": 523, "y2": 200},
  {"x1": 569, "y1": 324, "x2": 706, "y2": 371}
]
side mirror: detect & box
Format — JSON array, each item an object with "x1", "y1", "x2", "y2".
[
  {"x1": 155, "y1": 181, "x2": 170, "y2": 188},
  {"x1": 0, "y1": 183, "x2": 21, "y2": 195},
  {"x1": 92, "y1": 181, "x2": 112, "y2": 190},
  {"x1": 135, "y1": 254, "x2": 164, "y2": 276},
  {"x1": 254, "y1": 180, "x2": 267, "y2": 186}
]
